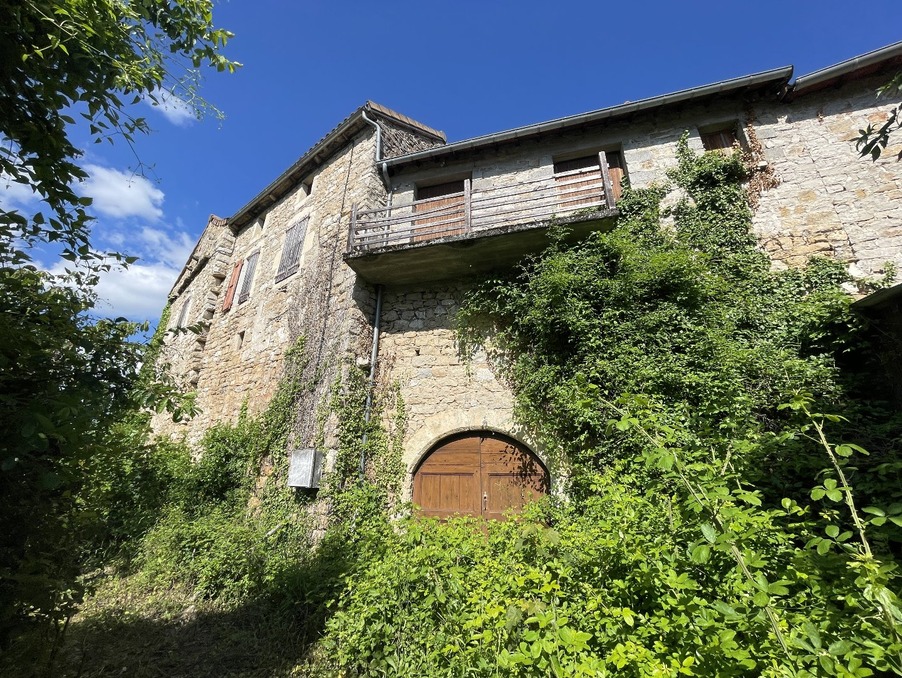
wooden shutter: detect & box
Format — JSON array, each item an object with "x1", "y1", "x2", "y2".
[
  {"x1": 237, "y1": 251, "x2": 259, "y2": 305},
  {"x1": 275, "y1": 218, "x2": 308, "y2": 282},
  {"x1": 701, "y1": 128, "x2": 737, "y2": 151},
  {"x1": 605, "y1": 151, "x2": 625, "y2": 203},
  {"x1": 221, "y1": 260, "x2": 243, "y2": 312}
]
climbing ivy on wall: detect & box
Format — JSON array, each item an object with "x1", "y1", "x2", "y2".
[{"x1": 318, "y1": 137, "x2": 902, "y2": 677}]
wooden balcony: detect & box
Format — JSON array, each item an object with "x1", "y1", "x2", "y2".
[{"x1": 345, "y1": 165, "x2": 619, "y2": 285}]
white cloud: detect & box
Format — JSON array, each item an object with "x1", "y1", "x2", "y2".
[
  {"x1": 136, "y1": 226, "x2": 195, "y2": 268},
  {"x1": 142, "y1": 88, "x2": 196, "y2": 127},
  {"x1": 93, "y1": 260, "x2": 180, "y2": 321},
  {"x1": 45, "y1": 258, "x2": 178, "y2": 323},
  {"x1": 0, "y1": 172, "x2": 39, "y2": 212},
  {"x1": 80, "y1": 164, "x2": 164, "y2": 220},
  {"x1": 31, "y1": 160, "x2": 197, "y2": 324},
  {"x1": 84, "y1": 224, "x2": 195, "y2": 321}
]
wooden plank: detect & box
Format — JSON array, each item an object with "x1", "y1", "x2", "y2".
[
  {"x1": 464, "y1": 178, "x2": 471, "y2": 233},
  {"x1": 348, "y1": 204, "x2": 357, "y2": 251},
  {"x1": 221, "y1": 260, "x2": 243, "y2": 312},
  {"x1": 599, "y1": 150, "x2": 616, "y2": 209}
]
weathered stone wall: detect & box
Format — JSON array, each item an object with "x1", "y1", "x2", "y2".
[
  {"x1": 381, "y1": 119, "x2": 445, "y2": 159},
  {"x1": 751, "y1": 75, "x2": 902, "y2": 276},
  {"x1": 153, "y1": 129, "x2": 384, "y2": 445},
  {"x1": 156, "y1": 75, "x2": 902, "y2": 496},
  {"x1": 153, "y1": 215, "x2": 234, "y2": 400},
  {"x1": 376, "y1": 282, "x2": 545, "y2": 496},
  {"x1": 387, "y1": 76, "x2": 902, "y2": 281}
]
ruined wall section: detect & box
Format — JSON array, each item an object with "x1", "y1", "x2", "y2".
[
  {"x1": 152, "y1": 215, "x2": 234, "y2": 428},
  {"x1": 751, "y1": 76, "x2": 902, "y2": 278}
]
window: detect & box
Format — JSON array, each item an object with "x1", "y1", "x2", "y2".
[
  {"x1": 553, "y1": 150, "x2": 624, "y2": 209},
  {"x1": 175, "y1": 297, "x2": 191, "y2": 327},
  {"x1": 237, "y1": 251, "x2": 259, "y2": 305},
  {"x1": 275, "y1": 217, "x2": 309, "y2": 282},
  {"x1": 700, "y1": 125, "x2": 739, "y2": 152},
  {"x1": 413, "y1": 179, "x2": 469, "y2": 242}
]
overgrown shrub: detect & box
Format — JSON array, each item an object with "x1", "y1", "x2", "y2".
[{"x1": 315, "y1": 139, "x2": 902, "y2": 676}]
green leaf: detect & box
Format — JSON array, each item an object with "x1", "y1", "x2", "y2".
[
  {"x1": 825, "y1": 525, "x2": 839, "y2": 538},
  {"x1": 752, "y1": 591, "x2": 770, "y2": 607},
  {"x1": 701, "y1": 523, "x2": 717, "y2": 544},
  {"x1": 690, "y1": 544, "x2": 711, "y2": 564}
]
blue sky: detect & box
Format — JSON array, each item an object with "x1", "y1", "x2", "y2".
[{"x1": 3, "y1": 1, "x2": 901, "y2": 324}]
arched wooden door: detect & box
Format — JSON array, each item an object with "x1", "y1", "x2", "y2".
[{"x1": 412, "y1": 432, "x2": 548, "y2": 520}]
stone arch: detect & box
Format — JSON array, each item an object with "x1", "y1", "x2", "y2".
[{"x1": 403, "y1": 408, "x2": 549, "y2": 480}]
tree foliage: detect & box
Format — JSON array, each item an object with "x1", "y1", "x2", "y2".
[
  {"x1": 0, "y1": 0, "x2": 236, "y2": 647},
  {"x1": 0, "y1": 0, "x2": 238, "y2": 264},
  {"x1": 856, "y1": 72, "x2": 902, "y2": 161}
]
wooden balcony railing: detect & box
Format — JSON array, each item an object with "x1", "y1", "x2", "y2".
[{"x1": 348, "y1": 165, "x2": 616, "y2": 253}]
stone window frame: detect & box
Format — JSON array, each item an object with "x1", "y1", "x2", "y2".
[{"x1": 275, "y1": 216, "x2": 309, "y2": 283}]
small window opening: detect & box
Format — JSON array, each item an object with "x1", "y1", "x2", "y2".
[
  {"x1": 235, "y1": 331, "x2": 245, "y2": 350},
  {"x1": 700, "y1": 125, "x2": 739, "y2": 152},
  {"x1": 415, "y1": 180, "x2": 466, "y2": 201},
  {"x1": 237, "y1": 251, "x2": 259, "y2": 305},
  {"x1": 175, "y1": 298, "x2": 191, "y2": 328},
  {"x1": 275, "y1": 217, "x2": 309, "y2": 282}
]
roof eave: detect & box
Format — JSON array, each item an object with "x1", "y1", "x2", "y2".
[
  {"x1": 228, "y1": 105, "x2": 369, "y2": 232},
  {"x1": 385, "y1": 65, "x2": 794, "y2": 169},
  {"x1": 790, "y1": 40, "x2": 902, "y2": 99},
  {"x1": 228, "y1": 102, "x2": 446, "y2": 233}
]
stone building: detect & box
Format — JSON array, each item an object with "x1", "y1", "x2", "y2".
[{"x1": 154, "y1": 42, "x2": 902, "y2": 518}]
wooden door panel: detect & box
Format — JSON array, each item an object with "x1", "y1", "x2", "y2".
[
  {"x1": 413, "y1": 433, "x2": 548, "y2": 521},
  {"x1": 414, "y1": 472, "x2": 480, "y2": 519},
  {"x1": 483, "y1": 473, "x2": 546, "y2": 520}
]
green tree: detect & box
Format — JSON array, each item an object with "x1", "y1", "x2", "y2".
[{"x1": 0, "y1": 0, "x2": 237, "y2": 647}]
